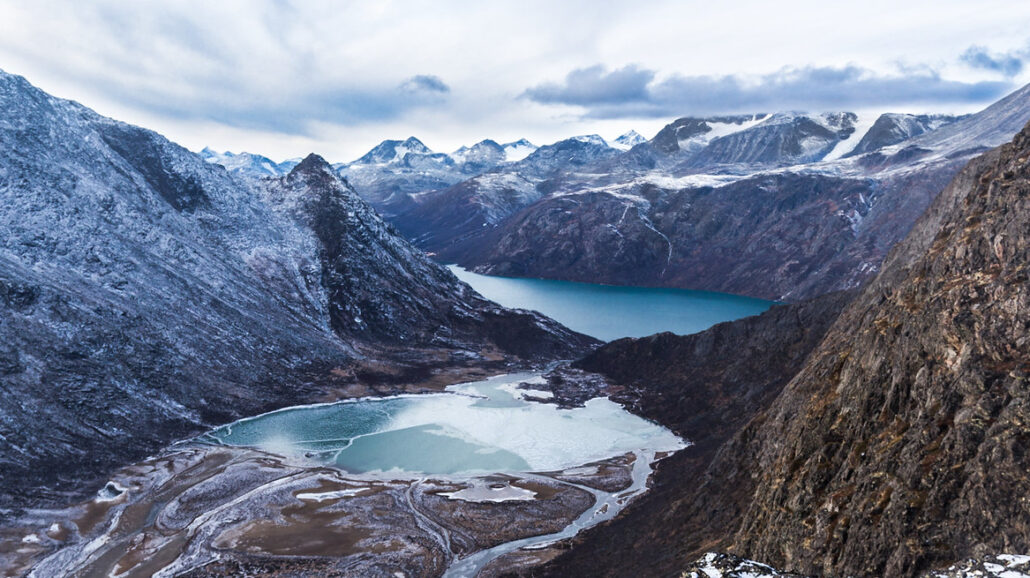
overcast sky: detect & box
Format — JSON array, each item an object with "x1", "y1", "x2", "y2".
[{"x1": 2, "y1": 0, "x2": 1030, "y2": 162}]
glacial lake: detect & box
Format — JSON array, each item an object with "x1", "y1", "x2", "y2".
[
  {"x1": 202, "y1": 372, "x2": 685, "y2": 476},
  {"x1": 449, "y1": 265, "x2": 776, "y2": 341}
]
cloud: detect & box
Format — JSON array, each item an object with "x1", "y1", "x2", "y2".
[
  {"x1": 72, "y1": 78, "x2": 452, "y2": 135},
  {"x1": 524, "y1": 65, "x2": 654, "y2": 105},
  {"x1": 401, "y1": 74, "x2": 450, "y2": 94},
  {"x1": 960, "y1": 45, "x2": 1026, "y2": 77},
  {"x1": 523, "y1": 64, "x2": 1013, "y2": 118}
]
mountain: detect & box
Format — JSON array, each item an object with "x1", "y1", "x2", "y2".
[
  {"x1": 333, "y1": 136, "x2": 458, "y2": 213},
  {"x1": 353, "y1": 135, "x2": 433, "y2": 164},
  {"x1": 844, "y1": 113, "x2": 966, "y2": 158},
  {"x1": 682, "y1": 112, "x2": 859, "y2": 168},
  {"x1": 611, "y1": 130, "x2": 646, "y2": 150},
  {"x1": 333, "y1": 136, "x2": 540, "y2": 218},
  {"x1": 199, "y1": 147, "x2": 299, "y2": 177},
  {"x1": 534, "y1": 290, "x2": 855, "y2": 576},
  {"x1": 0, "y1": 70, "x2": 595, "y2": 509},
  {"x1": 502, "y1": 138, "x2": 538, "y2": 161},
  {"x1": 725, "y1": 113, "x2": 1030, "y2": 577},
  {"x1": 648, "y1": 114, "x2": 765, "y2": 156},
  {"x1": 451, "y1": 139, "x2": 507, "y2": 173},
  {"x1": 541, "y1": 118, "x2": 1030, "y2": 576},
  {"x1": 392, "y1": 134, "x2": 620, "y2": 249},
  {"x1": 199, "y1": 136, "x2": 541, "y2": 221},
  {"x1": 401, "y1": 86, "x2": 1028, "y2": 302}
]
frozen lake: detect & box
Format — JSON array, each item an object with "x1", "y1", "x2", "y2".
[
  {"x1": 202, "y1": 372, "x2": 685, "y2": 477},
  {"x1": 449, "y1": 265, "x2": 775, "y2": 341}
]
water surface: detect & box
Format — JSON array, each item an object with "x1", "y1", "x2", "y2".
[{"x1": 449, "y1": 265, "x2": 775, "y2": 341}]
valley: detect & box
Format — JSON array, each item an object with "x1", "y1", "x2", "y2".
[{"x1": 2, "y1": 9, "x2": 1030, "y2": 573}]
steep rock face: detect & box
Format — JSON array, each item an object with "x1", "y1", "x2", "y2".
[
  {"x1": 0, "y1": 71, "x2": 594, "y2": 510},
  {"x1": 543, "y1": 123, "x2": 1030, "y2": 578},
  {"x1": 450, "y1": 174, "x2": 879, "y2": 300},
  {"x1": 0, "y1": 70, "x2": 349, "y2": 509},
  {"x1": 269, "y1": 154, "x2": 595, "y2": 356},
  {"x1": 536, "y1": 291, "x2": 854, "y2": 577},
  {"x1": 846, "y1": 113, "x2": 964, "y2": 157},
  {"x1": 684, "y1": 112, "x2": 858, "y2": 169},
  {"x1": 727, "y1": 120, "x2": 1030, "y2": 577}
]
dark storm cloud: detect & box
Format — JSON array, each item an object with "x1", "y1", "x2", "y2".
[{"x1": 523, "y1": 64, "x2": 1012, "y2": 118}]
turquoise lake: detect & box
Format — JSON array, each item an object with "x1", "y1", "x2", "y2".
[{"x1": 449, "y1": 265, "x2": 776, "y2": 342}]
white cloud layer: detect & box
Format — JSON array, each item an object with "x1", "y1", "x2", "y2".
[{"x1": 1, "y1": 0, "x2": 1029, "y2": 161}]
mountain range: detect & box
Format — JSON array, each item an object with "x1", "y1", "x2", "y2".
[
  {"x1": 203, "y1": 92, "x2": 1029, "y2": 304},
  {"x1": 391, "y1": 99, "x2": 1029, "y2": 302}
]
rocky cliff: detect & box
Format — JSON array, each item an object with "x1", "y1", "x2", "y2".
[
  {"x1": 542, "y1": 121, "x2": 1030, "y2": 577},
  {"x1": 728, "y1": 116, "x2": 1030, "y2": 577}
]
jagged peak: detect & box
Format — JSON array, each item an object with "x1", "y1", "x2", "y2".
[
  {"x1": 569, "y1": 134, "x2": 609, "y2": 146},
  {"x1": 612, "y1": 130, "x2": 646, "y2": 150},
  {"x1": 401, "y1": 136, "x2": 431, "y2": 152},
  {"x1": 471, "y1": 138, "x2": 502, "y2": 149},
  {"x1": 288, "y1": 152, "x2": 336, "y2": 179}
]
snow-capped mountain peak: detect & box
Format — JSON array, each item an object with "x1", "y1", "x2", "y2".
[
  {"x1": 198, "y1": 148, "x2": 298, "y2": 177},
  {"x1": 501, "y1": 139, "x2": 537, "y2": 162},
  {"x1": 611, "y1": 130, "x2": 646, "y2": 151},
  {"x1": 570, "y1": 134, "x2": 610, "y2": 147},
  {"x1": 355, "y1": 136, "x2": 434, "y2": 165}
]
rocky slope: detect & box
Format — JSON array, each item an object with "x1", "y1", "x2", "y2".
[
  {"x1": 533, "y1": 290, "x2": 854, "y2": 576},
  {"x1": 543, "y1": 119, "x2": 1030, "y2": 577},
  {"x1": 0, "y1": 70, "x2": 594, "y2": 511},
  {"x1": 727, "y1": 114, "x2": 1030, "y2": 578}
]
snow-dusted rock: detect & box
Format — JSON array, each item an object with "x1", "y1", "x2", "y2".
[{"x1": 0, "y1": 69, "x2": 594, "y2": 510}]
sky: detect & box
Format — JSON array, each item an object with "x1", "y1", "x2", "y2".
[{"x1": 2, "y1": 0, "x2": 1030, "y2": 162}]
